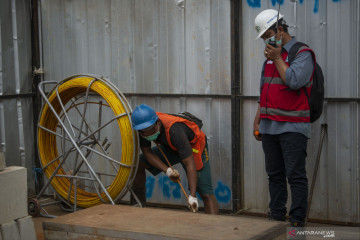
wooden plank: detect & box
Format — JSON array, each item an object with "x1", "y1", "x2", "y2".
[{"x1": 43, "y1": 204, "x2": 287, "y2": 240}]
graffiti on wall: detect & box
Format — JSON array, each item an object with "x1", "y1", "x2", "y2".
[
  {"x1": 215, "y1": 181, "x2": 232, "y2": 203},
  {"x1": 158, "y1": 176, "x2": 182, "y2": 199},
  {"x1": 247, "y1": 0, "x2": 341, "y2": 13},
  {"x1": 145, "y1": 176, "x2": 232, "y2": 204}
]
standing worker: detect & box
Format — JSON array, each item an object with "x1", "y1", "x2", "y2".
[
  {"x1": 253, "y1": 9, "x2": 315, "y2": 227},
  {"x1": 130, "y1": 104, "x2": 219, "y2": 214}
]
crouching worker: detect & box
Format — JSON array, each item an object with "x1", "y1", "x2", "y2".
[{"x1": 130, "y1": 104, "x2": 219, "y2": 214}]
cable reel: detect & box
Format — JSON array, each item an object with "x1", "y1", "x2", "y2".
[{"x1": 31, "y1": 74, "x2": 139, "y2": 216}]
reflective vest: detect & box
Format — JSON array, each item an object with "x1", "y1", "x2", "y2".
[
  {"x1": 260, "y1": 48, "x2": 313, "y2": 122},
  {"x1": 157, "y1": 112, "x2": 206, "y2": 171}
]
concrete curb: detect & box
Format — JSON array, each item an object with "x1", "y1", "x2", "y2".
[
  {"x1": 0, "y1": 216, "x2": 36, "y2": 240},
  {"x1": 17, "y1": 216, "x2": 36, "y2": 240},
  {"x1": 1, "y1": 221, "x2": 20, "y2": 240}
]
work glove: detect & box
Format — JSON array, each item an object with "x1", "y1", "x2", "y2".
[
  {"x1": 188, "y1": 195, "x2": 199, "y2": 213},
  {"x1": 166, "y1": 167, "x2": 180, "y2": 183}
]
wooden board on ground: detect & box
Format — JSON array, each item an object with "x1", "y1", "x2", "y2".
[{"x1": 42, "y1": 204, "x2": 287, "y2": 240}]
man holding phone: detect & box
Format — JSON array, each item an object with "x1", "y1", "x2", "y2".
[{"x1": 253, "y1": 9, "x2": 315, "y2": 227}]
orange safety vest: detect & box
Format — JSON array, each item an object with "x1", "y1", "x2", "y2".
[{"x1": 157, "y1": 112, "x2": 206, "y2": 171}]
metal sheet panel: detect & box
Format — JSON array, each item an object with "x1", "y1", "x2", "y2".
[
  {"x1": 20, "y1": 98, "x2": 36, "y2": 192},
  {"x1": 3, "y1": 99, "x2": 21, "y2": 166},
  {"x1": 0, "y1": 0, "x2": 35, "y2": 195},
  {"x1": 16, "y1": 0, "x2": 33, "y2": 94},
  {"x1": 41, "y1": 0, "x2": 231, "y2": 95},
  {"x1": 127, "y1": 97, "x2": 232, "y2": 209},
  {"x1": 40, "y1": 0, "x2": 231, "y2": 209},
  {"x1": 0, "y1": 0, "x2": 16, "y2": 95},
  {"x1": 0, "y1": 103, "x2": 5, "y2": 151},
  {"x1": 38, "y1": 0, "x2": 359, "y2": 221},
  {"x1": 40, "y1": 93, "x2": 232, "y2": 209},
  {"x1": 242, "y1": 0, "x2": 359, "y2": 222}
]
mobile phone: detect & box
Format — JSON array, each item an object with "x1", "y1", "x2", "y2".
[{"x1": 268, "y1": 38, "x2": 277, "y2": 48}]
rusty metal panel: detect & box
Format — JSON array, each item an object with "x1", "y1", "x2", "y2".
[{"x1": 242, "y1": 0, "x2": 359, "y2": 223}]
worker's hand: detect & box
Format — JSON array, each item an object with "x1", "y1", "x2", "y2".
[
  {"x1": 253, "y1": 130, "x2": 262, "y2": 141},
  {"x1": 166, "y1": 167, "x2": 180, "y2": 183},
  {"x1": 253, "y1": 121, "x2": 262, "y2": 141},
  {"x1": 188, "y1": 195, "x2": 199, "y2": 213},
  {"x1": 265, "y1": 43, "x2": 282, "y2": 61}
]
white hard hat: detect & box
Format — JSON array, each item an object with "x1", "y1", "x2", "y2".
[{"x1": 254, "y1": 9, "x2": 284, "y2": 40}]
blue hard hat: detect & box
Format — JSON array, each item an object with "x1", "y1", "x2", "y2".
[{"x1": 131, "y1": 104, "x2": 159, "y2": 130}]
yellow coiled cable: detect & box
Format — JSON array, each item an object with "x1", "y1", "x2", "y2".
[{"x1": 38, "y1": 77, "x2": 137, "y2": 208}]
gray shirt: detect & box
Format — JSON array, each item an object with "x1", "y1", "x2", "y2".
[{"x1": 259, "y1": 37, "x2": 314, "y2": 138}]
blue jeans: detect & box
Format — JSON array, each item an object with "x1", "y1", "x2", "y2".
[{"x1": 262, "y1": 132, "x2": 308, "y2": 223}]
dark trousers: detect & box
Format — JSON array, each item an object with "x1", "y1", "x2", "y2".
[{"x1": 262, "y1": 132, "x2": 308, "y2": 223}]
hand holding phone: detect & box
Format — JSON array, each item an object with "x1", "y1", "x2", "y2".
[{"x1": 268, "y1": 38, "x2": 277, "y2": 48}]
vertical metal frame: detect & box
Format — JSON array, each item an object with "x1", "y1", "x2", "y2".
[{"x1": 231, "y1": 0, "x2": 242, "y2": 212}]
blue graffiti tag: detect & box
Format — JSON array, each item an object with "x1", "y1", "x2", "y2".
[
  {"x1": 215, "y1": 181, "x2": 231, "y2": 203},
  {"x1": 248, "y1": 0, "x2": 341, "y2": 13},
  {"x1": 146, "y1": 175, "x2": 181, "y2": 199},
  {"x1": 271, "y1": 0, "x2": 284, "y2": 7},
  {"x1": 314, "y1": 0, "x2": 319, "y2": 13},
  {"x1": 146, "y1": 176, "x2": 232, "y2": 203},
  {"x1": 196, "y1": 192, "x2": 203, "y2": 201},
  {"x1": 299, "y1": 0, "x2": 341, "y2": 14},
  {"x1": 146, "y1": 176, "x2": 155, "y2": 199},
  {"x1": 157, "y1": 176, "x2": 181, "y2": 199},
  {"x1": 247, "y1": 0, "x2": 261, "y2": 8},
  {"x1": 172, "y1": 183, "x2": 182, "y2": 199}
]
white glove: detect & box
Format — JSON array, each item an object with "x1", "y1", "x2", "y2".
[
  {"x1": 166, "y1": 167, "x2": 180, "y2": 182},
  {"x1": 188, "y1": 195, "x2": 199, "y2": 213}
]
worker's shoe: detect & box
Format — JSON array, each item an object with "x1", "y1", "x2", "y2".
[
  {"x1": 268, "y1": 212, "x2": 286, "y2": 222},
  {"x1": 290, "y1": 221, "x2": 305, "y2": 227},
  {"x1": 289, "y1": 221, "x2": 306, "y2": 240}
]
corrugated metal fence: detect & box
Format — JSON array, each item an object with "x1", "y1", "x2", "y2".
[
  {"x1": 39, "y1": 0, "x2": 232, "y2": 209},
  {"x1": 0, "y1": 0, "x2": 35, "y2": 195},
  {"x1": 0, "y1": 0, "x2": 359, "y2": 222}
]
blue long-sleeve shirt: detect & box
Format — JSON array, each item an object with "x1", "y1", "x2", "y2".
[{"x1": 259, "y1": 37, "x2": 314, "y2": 138}]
